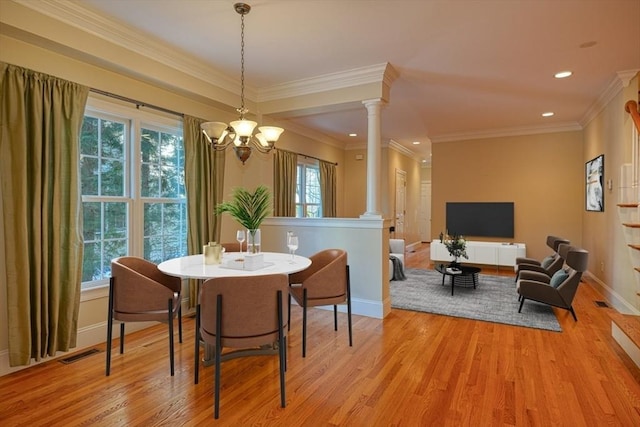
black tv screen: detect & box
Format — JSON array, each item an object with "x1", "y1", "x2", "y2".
[{"x1": 446, "y1": 202, "x2": 514, "y2": 238}]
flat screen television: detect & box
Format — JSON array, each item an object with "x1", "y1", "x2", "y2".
[{"x1": 446, "y1": 202, "x2": 514, "y2": 238}]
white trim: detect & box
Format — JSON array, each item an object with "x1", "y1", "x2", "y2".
[
  {"x1": 263, "y1": 216, "x2": 386, "y2": 229},
  {"x1": 612, "y1": 323, "x2": 640, "y2": 369},
  {"x1": 16, "y1": 0, "x2": 241, "y2": 97},
  {"x1": 430, "y1": 122, "x2": 582, "y2": 143},
  {"x1": 258, "y1": 63, "x2": 391, "y2": 102},
  {"x1": 585, "y1": 271, "x2": 640, "y2": 315}
]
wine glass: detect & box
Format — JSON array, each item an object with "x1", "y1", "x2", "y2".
[
  {"x1": 236, "y1": 230, "x2": 246, "y2": 254},
  {"x1": 287, "y1": 233, "x2": 299, "y2": 263}
]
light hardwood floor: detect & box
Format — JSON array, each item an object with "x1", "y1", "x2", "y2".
[{"x1": 1, "y1": 244, "x2": 639, "y2": 426}]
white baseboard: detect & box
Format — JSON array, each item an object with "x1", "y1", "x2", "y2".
[
  {"x1": 0, "y1": 299, "x2": 193, "y2": 378},
  {"x1": 0, "y1": 320, "x2": 156, "y2": 377},
  {"x1": 612, "y1": 322, "x2": 640, "y2": 369},
  {"x1": 585, "y1": 271, "x2": 640, "y2": 315}
]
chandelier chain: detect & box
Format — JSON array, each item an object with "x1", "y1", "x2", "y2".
[{"x1": 238, "y1": 12, "x2": 246, "y2": 117}]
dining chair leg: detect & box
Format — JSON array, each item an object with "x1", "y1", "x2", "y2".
[
  {"x1": 120, "y1": 323, "x2": 125, "y2": 354},
  {"x1": 287, "y1": 293, "x2": 291, "y2": 332},
  {"x1": 178, "y1": 304, "x2": 183, "y2": 343},
  {"x1": 214, "y1": 295, "x2": 223, "y2": 419},
  {"x1": 277, "y1": 290, "x2": 286, "y2": 408},
  {"x1": 347, "y1": 266, "x2": 353, "y2": 347},
  {"x1": 168, "y1": 299, "x2": 175, "y2": 376},
  {"x1": 106, "y1": 277, "x2": 115, "y2": 376},
  {"x1": 333, "y1": 305, "x2": 338, "y2": 331},
  {"x1": 302, "y1": 288, "x2": 307, "y2": 358},
  {"x1": 194, "y1": 305, "x2": 201, "y2": 384}
]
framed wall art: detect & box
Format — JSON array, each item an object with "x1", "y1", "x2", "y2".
[{"x1": 585, "y1": 154, "x2": 604, "y2": 212}]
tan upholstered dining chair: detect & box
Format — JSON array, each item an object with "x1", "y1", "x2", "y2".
[
  {"x1": 288, "y1": 249, "x2": 352, "y2": 357},
  {"x1": 194, "y1": 273, "x2": 289, "y2": 419},
  {"x1": 107, "y1": 256, "x2": 183, "y2": 376},
  {"x1": 220, "y1": 242, "x2": 241, "y2": 252}
]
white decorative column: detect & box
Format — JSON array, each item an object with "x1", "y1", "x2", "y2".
[{"x1": 361, "y1": 98, "x2": 385, "y2": 218}]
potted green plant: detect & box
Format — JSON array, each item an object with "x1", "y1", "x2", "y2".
[
  {"x1": 216, "y1": 185, "x2": 271, "y2": 253},
  {"x1": 440, "y1": 231, "x2": 468, "y2": 266}
]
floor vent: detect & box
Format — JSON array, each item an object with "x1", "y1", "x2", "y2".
[
  {"x1": 60, "y1": 348, "x2": 100, "y2": 364},
  {"x1": 594, "y1": 300, "x2": 609, "y2": 308}
]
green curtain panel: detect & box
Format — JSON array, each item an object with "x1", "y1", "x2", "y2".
[
  {"x1": 273, "y1": 149, "x2": 297, "y2": 216},
  {"x1": 320, "y1": 160, "x2": 337, "y2": 217},
  {"x1": 0, "y1": 63, "x2": 89, "y2": 366},
  {"x1": 183, "y1": 115, "x2": 225, "y2": 307}
]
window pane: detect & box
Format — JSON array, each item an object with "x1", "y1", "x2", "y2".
[
  {"x1": 144, "y1": 202, "x2": 187, "y2": 263},
  {"x1": 305, "y1": 167, "x2": 321, "y2": 203},
  {"x1": 80, "y1": 156, "x2": 99, "y2": 195},
  {"x1": 141, "y1": 129, "x2": 160, "y2": 163},
  {"x1": 104, "y1": 202, "x2": 127, "y2": 239},
  {"x1": 101, "y1": 159, "x2": 124, "y2": 196},
  {"x1": 141, "y1": 164, "x2": 161, "y2": 198},
  {"x1": 306, "y1": 205, "x2": 321, "y2": 218},
  {"x1": 82, "y1": 202, "x2": 101, "y2": 241},
  {"x1": 81, "y1": 117, "x2": 99, "y2": 156},
  {"x1": 101, "y1": 120, "x2": 125, "y2": 159},
  {"x1": 81, "y1": 241, "x2": 102, "y2": 282}
]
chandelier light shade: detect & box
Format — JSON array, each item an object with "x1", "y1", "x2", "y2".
[{"x1": 201, "y1": 2, "x2": 283, "y2": 164}]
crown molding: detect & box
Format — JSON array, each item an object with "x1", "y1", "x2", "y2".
[
  {"x1": 580, "y1": 69, "x2": 640, "y2": 127},
  {"x1": 345, "y1": 139, "x2": 422, "y2": 163},
  {"x1": 277, "y1": 120, "x2": 345, "y2": 150},
  {"x1": 15, "y1": 0, "x2": 245, "y2": 97},
  {"x1": 258, "y1": 63, "x2": 392, "y2": 102},
  {"x1": 430, "y1": 122, "x2": 582, "y2": 143}
]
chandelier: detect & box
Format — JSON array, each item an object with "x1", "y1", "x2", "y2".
[{"x1": 201, "y1": 2, "x2": 284, "y2": 164}]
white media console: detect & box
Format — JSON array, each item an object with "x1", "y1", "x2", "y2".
[{"x1": 430, "y1": 240, "x2": 526, "y2": 268}]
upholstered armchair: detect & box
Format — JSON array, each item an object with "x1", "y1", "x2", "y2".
[
  {"x1": 517, "y1": 245, "x2": 588, "y2": 321},
  {"x1": 515, "y1": 236, "x2": 569, "y2": 281},
  {"x1": 515, "y1": 235, "x2": 569, "y2": 267}
]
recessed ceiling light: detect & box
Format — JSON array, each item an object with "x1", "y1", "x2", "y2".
[
  {"x1": 542, "y1": 112, "x2": 554, "y2": 117},
  {"x1": 412, "y1": 141, "x2": 420, "y2": 145},
  {"x1": 554, "y1": 71, "x2": 573, "y2": 79},
  {"x1": 349, "y1": 133, "x2": 357, "y2": 137}
]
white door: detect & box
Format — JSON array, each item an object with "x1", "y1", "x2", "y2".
[
  {"x1": 394, "y1": 169, "x2": 406, "y2": 238},
  {"x1": 420, "y1": 181, "x2": 431, "y2": 242}
]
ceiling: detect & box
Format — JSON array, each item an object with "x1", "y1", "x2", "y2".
[{"x1": 66, "y1": 1, "x2": 640, "y2": 161}]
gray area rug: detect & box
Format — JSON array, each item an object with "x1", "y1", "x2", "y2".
[{"x1": 390, "y1": 268, "x2": 562, "y2": 332}]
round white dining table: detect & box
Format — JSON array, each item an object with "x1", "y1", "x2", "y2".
[
  {"x1": 158, "y1": 252, "x2": 311, "y2": 279},
  {"x1": 159, "y1": 252, "x2": 311, "y2": 364}
]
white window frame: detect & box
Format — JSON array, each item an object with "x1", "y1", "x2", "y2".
[
  {"x1": 296, "y1": 158, "x2": 322, "y2": 218},
  {"x1": 81, "y1": 96, "x2": 184, "y2": 300}
]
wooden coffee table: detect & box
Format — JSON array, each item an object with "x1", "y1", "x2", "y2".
[{"x1": 435, "y1": 264, "x2": 481, "y2": 295}]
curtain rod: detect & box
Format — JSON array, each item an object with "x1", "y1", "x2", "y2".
[
  {"x1": 89, "y1": 89, "x2": 338, "y2": 166},
  {"x1": 278, "y1": 149, "x2": 338, "y2": 166},
  {"x1": 90, "y1": 88, "x2": 184, "y2": 118}
]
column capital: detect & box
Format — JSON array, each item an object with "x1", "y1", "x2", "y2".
[{"x1": 362, "y1": 98, "x2": 386, "y2": 110}]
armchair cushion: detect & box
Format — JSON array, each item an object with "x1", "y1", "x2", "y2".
[
  {"x1": 550, "y1": 269, "x2": 569, "y2": 288},
  {"x1": 540, "y1": 256, "x2": 555, "y2": 269}
]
